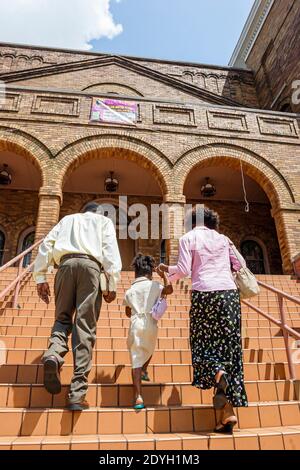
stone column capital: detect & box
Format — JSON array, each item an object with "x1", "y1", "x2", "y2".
[
  {"x1": 163, "y1": 194, "x2": 186, "y2": 204},
  {"x1": 38, "y1": 187, "x2": 63, "y2": 204},
  {"x1": 271, "y1": 204, "x2": 300, "y2": 218}
]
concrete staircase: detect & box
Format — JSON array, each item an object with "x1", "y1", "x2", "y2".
[{"x1": 0, "y1": 269, "x2": 300, "y2": 450}]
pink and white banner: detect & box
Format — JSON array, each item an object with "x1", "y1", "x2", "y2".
[{"x1": 90, "y1": 98, "x2": 138, "y2": 125}]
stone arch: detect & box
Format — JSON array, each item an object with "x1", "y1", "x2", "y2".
[
  {"x1": 17, "y1": 55, "x2": 30, "y2": 68},
  {"x1": 31, "y1": 56, "x2": 43, "y2": 67},
  {"x1": 55, "y1": 134, "x2": 173, "y2": 196},
  {"x1": 174, "y1": 142, "x2": 295, "y2": 208},
  {"x1": 0, "y1": 128, "x2": 52, "y2": 187},
  {"x1": 205, "y1": 74, "x2": 219, "y2": 92},
  {"x1": 2, "y1": 54, "x2": 14, "y2": 70},
  {"x1": 182, "y1": 72, "x2": 194, "y2": 83},
  {"x1": 82, "y1": 82, "x2": 144, "y2": 97},
  {"x1": 194, "y1": 73, "x2": 206, "y2": 88}
]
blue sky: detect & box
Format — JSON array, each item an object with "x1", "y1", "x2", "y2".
[{"x1": 92, "y1": 0, "x2": 255, "y2": 65}]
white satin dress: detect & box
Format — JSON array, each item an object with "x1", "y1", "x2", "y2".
[{"x1": 124, "y1": 277, "x2": 163, "y2": 369}]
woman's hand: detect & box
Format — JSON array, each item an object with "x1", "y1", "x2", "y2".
[{"x1": 156, "y1": 264, "x2": 168, "y2": 277}]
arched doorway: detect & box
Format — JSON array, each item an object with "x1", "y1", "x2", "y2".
[
  {"x1": 183, "y1": 163, "x2": 283, "y2": 274},
  {"x1": 0, "y1": 230, "x2": 5, "y2": 266},
  {"x1": 241, "y1": 239, "x2": 266, "y2": 274},
  {"x1": 60, "y1": 148, "x2": 167, "y2": 269},
  {"x1": 0, "y1": 144, "x2": 42, "y2": 262}
]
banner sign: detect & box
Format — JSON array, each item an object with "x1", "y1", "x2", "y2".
[{"x1": 90, "y1": 98, "x2": 138, "y2": 125}]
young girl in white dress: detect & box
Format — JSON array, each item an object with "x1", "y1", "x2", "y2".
[{"x1": 124, "y1": 254, "x2": 173, "y2": 409}]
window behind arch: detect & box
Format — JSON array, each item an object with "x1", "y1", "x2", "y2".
[
  {"x1": 241, "y1": 240, "x2": 265, "y2": 275},
  {"x1": 160, "y1": 240, "x2": 167, "y2": 264},
  {"x1": 21, "y1": 231, "x2": 35, "y2": 267},
  {"x1": 279, "y1": 102, "x2": 292, "y2": 113},
  {"x1": 0, "y1": 231, "x2": 5, "y2": 266}
]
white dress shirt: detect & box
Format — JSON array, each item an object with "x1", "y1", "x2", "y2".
[{"x1": 33, "y1": 212, "x2": 122, "y2": 290}]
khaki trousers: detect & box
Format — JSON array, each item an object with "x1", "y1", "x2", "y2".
[{"x1": 43, "y1": 257, "x2": 102, "y2": 403}]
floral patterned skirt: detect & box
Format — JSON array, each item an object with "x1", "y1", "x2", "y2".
[{"x1": 190, "y1": 289, "x2": 248, "y2": 407}]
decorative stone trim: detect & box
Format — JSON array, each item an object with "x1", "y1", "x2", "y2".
[
  {"x1": 0, "y1": 92, "x2": 22, "y2": 112},
  {"x1": 257, "y1": 116, "x2": 299, "y2": 138},
  {"x1": 207, "y1": 110, "x2": 249, "y2": 133},
  {"x1": 229, "y1": 0, "x2": 275, "y2": 68},
  {"x1": 31, "y1": 94, "x2": 80, "y2": 117},
  {"x1": 153, "y1": 104, "x2": 196, "y2": 127}
]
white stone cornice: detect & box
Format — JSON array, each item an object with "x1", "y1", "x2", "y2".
[{"x1": 229, "y1": 0, "x2": 275, "y2": 68}]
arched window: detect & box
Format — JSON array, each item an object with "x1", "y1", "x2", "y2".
[
  {"x1": 19, "y1": 229, "x2": 35, "y2": 267},
  {"x1": 0, "y1": 230, "x2": 5, "y2": 266},
  {"x1": 241, "y1": 239, "x2": 266, "y2": 274}
]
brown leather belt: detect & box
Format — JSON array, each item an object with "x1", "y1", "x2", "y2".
[{"x1": 60, "y1": 253, "x2": 102, "y2": 268}]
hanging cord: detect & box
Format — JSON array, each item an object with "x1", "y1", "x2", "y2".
[{"x1": 240, "y1": 159, "x2": 250, "y2": 213}]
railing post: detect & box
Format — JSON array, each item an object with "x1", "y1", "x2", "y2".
[
  {"x1": 12, "y1": 256, "x2": 23, "y2": 309},
  {"x1": 278, "y1": 294, "x2": 296, "y2": 380}
]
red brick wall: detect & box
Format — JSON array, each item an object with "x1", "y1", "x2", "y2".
[{"x1": 247, "y1": 0, "x2": 300, "y2": 112}]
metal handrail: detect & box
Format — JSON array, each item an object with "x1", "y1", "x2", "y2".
[
  {"x1": 0, "y1": 239, "x2": 43, "y2": 308},
  {"x1": 242, "y1": 280, "x2": 300, "y2": 381}
]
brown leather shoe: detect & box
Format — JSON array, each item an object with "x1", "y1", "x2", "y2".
[
  {"x1": 43, "y1": 356, "x2": 61, "y2": 395},
  {"x1": 67, "y1": 399, "x2": 89, "y2": 411}
]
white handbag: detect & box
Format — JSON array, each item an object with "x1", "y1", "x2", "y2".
[{"x1": 228, "y1": 239, "x2": 260, "y2": 300}]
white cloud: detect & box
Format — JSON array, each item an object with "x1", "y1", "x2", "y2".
[{"x1": 0, "y1": 0, "x2": 123, "y2": 50}]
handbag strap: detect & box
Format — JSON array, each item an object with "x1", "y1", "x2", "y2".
[{"x1": 226, "y1": 237, "x2": 246, "y2": 268}]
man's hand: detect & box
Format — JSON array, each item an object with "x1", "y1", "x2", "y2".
[
  {"x1": 103, "y1": 291, "x2": 116, "y2": 304},
  {"x1": 37, "y1": 283, "x2": 50, "y2": 304}
]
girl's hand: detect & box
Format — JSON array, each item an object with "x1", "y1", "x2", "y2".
[{"x1": 125, "y1": 306, "x2": 132, "y2": 318}]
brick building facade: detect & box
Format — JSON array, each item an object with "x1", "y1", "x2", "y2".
[{"x1": 0, "y1": 0, "x2": 299, "y2": 273}]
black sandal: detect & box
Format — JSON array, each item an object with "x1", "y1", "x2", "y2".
[
  {"x1": 213, "y1": 372, "x2": 230, "y2": 410},
  {"x1": 214, "y1": 421, "x2": 236, "y2": 434}
]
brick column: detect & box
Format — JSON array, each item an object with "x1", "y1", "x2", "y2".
[
  {"x1": 34, "y1": 188, "x2": 62, "y2": 246},
  {"x1": 272, "y1": 207, "x2": 300, "y2": 274},
  {"x1": 163, "y1": 194, "x2": 186, "y2": 265},
  {"x1": 293, "y1": 253, "x2": 300, "y2": 278}
]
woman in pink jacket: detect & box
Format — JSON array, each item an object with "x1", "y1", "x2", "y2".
[{"x1": 158, "y1": 207, "x2": 248, "y2": 433}]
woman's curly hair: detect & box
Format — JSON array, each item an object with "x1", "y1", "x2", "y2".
[{"x1": 191, "y1": 206, "x2": 220, "y2": 230}]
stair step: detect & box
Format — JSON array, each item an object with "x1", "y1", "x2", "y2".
[
  {"x1": 0, "y1": 347, "x2": 299, "y2": 365},
  {"x1": 0, "y1": 425, "x2": 299, "y2": 450},
  {"x1": 0, "y1": 381, "x2": 298, "y2": 408},
  {"x1": 0, "y1": 362, "x2": 299, "y2": 385},
  {"x1": 0, "y1": 325, "x2": 289, "y2": 338},
  {"x1": 0, "y1": 335, "x2": 296, "y2": 349},
  {"x1": 0, "y1": 402, "x2": 299, "y2": 436}
]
